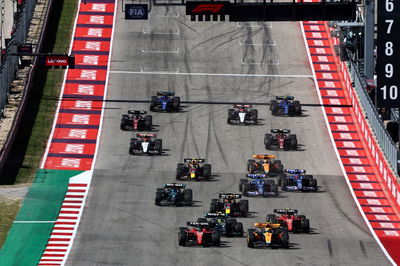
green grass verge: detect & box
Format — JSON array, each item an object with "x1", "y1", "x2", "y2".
[
  {"x1": 16, "y1": 0, "x2": 78, "y2": 184},
  {"x1": 0, "y1": 198, "x2": 22, "y2": 249},
  {"x1": 0, "y1": 0, "x2": 78, "y2": 248}
]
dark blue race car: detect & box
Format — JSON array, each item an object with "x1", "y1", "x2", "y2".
[
  {"x1": 197, "y1": 213, "x2": 244, "y2": 237},
  {"x1": 239, "y1": 174, "x2": 279, "y2": 197},
  {"x1": 150, "y1": 91, "x2": 180, "y2": 112},
  {"x1": 155, "y1": 183, "x2": 192, "y2": 206},
  {"x1": 270, "y1": 96, "x2": 301, "y2": 116},
  {"x1": 280, "y1": 169, "x2": 317, "y2": 192}
]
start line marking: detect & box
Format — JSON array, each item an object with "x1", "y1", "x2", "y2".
[{"x1": 109, "y1": 70, "x2": 313, "y2": 78}]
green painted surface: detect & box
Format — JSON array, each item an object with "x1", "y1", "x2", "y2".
[{"x1": 0, "y1": 170, "x2": 83, "y2": 266}]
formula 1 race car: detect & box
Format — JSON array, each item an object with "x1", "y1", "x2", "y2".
[
  {"x1": 155, "y1": 183, "x2": 192, "y2": 206},
  {"x1": 150, "y1": 91, "x2": 180, "y2": 112},
  {"x1": 178, "y1": 222, "x2": 220, "y2": 247},
  {"x1": 239, "y1": 175, "x2": 278, "y2": 197},
  {"x1": 209, "y1": 193, "x2": 249, "y2": 217},
  {"x1": 176, "y1": 158, "x2": 212, "y2": 181},
  {"x1": 266, "y1": 209, "x2": 310, "y2": 233},
  {"x1": 129, "y1": 133, "x2": 162, "y2": 155},
  {"x1": 270, "y1": 96, "x2": 301, "y2": 116},
  {"x1": 197, "y1": 213, "x2": 244, "y2": 237},
  {"x1": 227, "y1": 105, "x2": 258, "y2": 125},
  {"x1": 280, "y1": 169, "x2": 318, "y2": 192},
  {"x1": 264, "y1": 129, "x2": 297, "y2": 150},
  {"x1": 247, "y1": 155, "x2": 283, "y2": 175},
  {"x1": 247, "y1": 222, "x2": 289, "y2": 248},
  {"x1": 120, "y1": 110, "x2": 152, "y2": 131}
]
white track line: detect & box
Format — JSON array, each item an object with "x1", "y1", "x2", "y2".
[
  {"x1": 300, "y1": 21, "x2": 397, "y2": 266},
  {"x1": 109, "y1": 70, "x2": 311, "y2": 78},
  {"x1": 153, "y1": 13, "x2": 180, "y2": 18},
  {"x1": 141, "y1": 47, "x2": 179, "y2": 53},
  {"x1": 142, "y1": 28, "x2": 179, "y2": 34}
]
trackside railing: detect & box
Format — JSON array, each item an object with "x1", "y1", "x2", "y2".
[{"x1": 347, "y1": 60, "x2": 399, "y2": 176}]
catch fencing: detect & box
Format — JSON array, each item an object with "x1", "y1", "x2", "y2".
[{"x1": 0, "y1": 0, "x2": 37, "y2": 113}]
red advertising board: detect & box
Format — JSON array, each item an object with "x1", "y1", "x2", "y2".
[{"x1": 45, "y1": 55, "x2": 69, "y2": 66}]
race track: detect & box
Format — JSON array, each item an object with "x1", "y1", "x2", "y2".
[{"x1": 66, "y1": 5, "x2": 391, "y2": 266}]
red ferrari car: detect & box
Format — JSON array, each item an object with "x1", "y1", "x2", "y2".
[
  {"x1": 178, "y1": 222, "x2": 220, "y2": 247},
  {"x1": 266, "y1": 209, "x2": 310, "y2": 233}
]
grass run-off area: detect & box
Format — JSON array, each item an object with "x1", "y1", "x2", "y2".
[{"x1": 0, "y1": 0, "x2": 78, "y2": 248}]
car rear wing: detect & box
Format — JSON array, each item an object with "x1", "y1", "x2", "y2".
[
  {"x1": 246, "y1": 173, "x2": 267, "y2": 179},
  {"x1": 183, "y1": 158, "x2": 205, "y2": 163},
  {"x1": 274, "y1": 209, "x2": 298, "y2": 214},
  {"x1": 187, "y1": 221, "x2": 210, "y2": 227},
  {"x1": 164, "y1": 183, "x2": 186, "y2": 188},
  {"x1": 254, "y1": 222, "x2": 281, "y2": 228},
  {"x1": 276, "y1": 96, "x2": 294, "y2": 100},
  {"x1": 271, "y1": 129, "x2": 290, "y2": 134},
  {"x1": 137, "y1": 133, "x2": 156, "y2": 138},
  {"x1": 284, "y1": 169, "x2": 306, "y2": 174},
  {"x1": 157, "y1": 91, "x2": 175, "y2": 96},
  {"x1": 204, "y1": 212, "x2": 226, "y2": 218},
  {"x1": 219, "y1": 193, "x2": 241, "y2": 199},
  {"x1": 128, "y1": 110, "x2": 146, "y2": 115},
  {"x1": 253, "y1": 154, "x2": 276, "y2": 159},
  {"x1": 234, "y1": 104, "x2": 252, "y2": 109}
]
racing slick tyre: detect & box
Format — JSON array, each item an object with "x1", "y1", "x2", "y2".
[
  {"x1": 277, "y1": 175, "x2": 283, "y2": 186},
  {"x1": 203, "y1": 164, "x2": 212, "y2": 179},
  {"x1": 242, "y1": 183, "x2": 250, "y2": 196},
  {"x1": 281, "y1": 176, "x2": 288, "y2": 191},
  {"x1": 250, "y1": 109, "x2": 258, "y2": 123},
  {"x1": 247, "y1": 159, "x2": 255, "y2": 171},
  {"x1": 197, "y1": 218, "x2": 208, "y2": 222},
  {"x1": 249, "y1": 163, "x2": 257, "y2": 174},
  {"x1": 227, "y1": 109, "x2": 234, "y2": 124},
  {"x1": 264, "y1": 134, "x2": 273, "y2": 149},
  {"x1": 184, "y1": 189, "x2": 193, "y2": 205},
  {"x1": 176, "y1": 163, "x2": 184, "y2": 180},
  {"x1": 273, "y1": 160, "x2": 283, "y2": 173},
  {"x1": 293, "y1": 100, "x2": 301, "y2": 115},
  {"x1": 178, "y1": 227, "x2": 187, "y2": 246},
  {"x1": 240, "y1": 200, "x2": 249, "y2": 217},
  {"x1": 270, "y1": 100, "x2": 278, "y2": 115},
  {"x1": 235, "y1": 222, "x2": 244, "y2": 236},
  {"x1": 289, "y1": 134, "x2": 297, "y2": 150},
  {"x1": 272, "y1": 184, "x2": 279, "y2": 195},
  {"x1": 210, "y1": 200, "x2": 218, "y2": 213},
  {"x1": 154, "y1": 139, "x2": 162, "y2": 155},
  {"x1": 301, "y1": 218, "x2": 310, "y2": 233},
  {"x1": 310, "y1": 179, "x2": 318, "y2": 190},
  {"x1": 144, "y1": 115, "x2": 152, "y2": 130},
  {"x1": 150, "y1": 96, "x2": 157, "y2": 111},
  {"x1": 172, "y1": 96, "x2": 180, "y2": 112},
  {"x1": 266, "y1": 214, "x2": 277, "y2": 223},
  {"x1": 155, "y1": 191, "x2": 163, "y2": 205},
  {"x1": 239, "y1": 179, "x2": 248, "y2": 192},
  {"x1": 211, "y1": 231, "x2": 220, "y2": 246},
  {"x1": 247, "y1": 229, "x2": 256, "y2": 248},
  {"x1": 281, "y1": 231, "x2": 290, "y2": 249}
]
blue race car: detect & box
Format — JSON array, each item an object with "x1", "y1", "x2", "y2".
[
  {"x1": 270, "y1": 96, "x2": 301, "y2": 116},
  {"x1": 239, "y1": 174, "x2": 279, "y2": 197},
  {"x1": 197, "y1": 213, "x2": 244, "y2": 237},
  {"x1": 150, "y1": 91, "x2": 180, "y2": 112},
  {"x1": 280, "y1": 169, "x2": 317, "y2": 192},
  {"x1": 155, "y1": 183, "x2": 192, "y2": 206}
]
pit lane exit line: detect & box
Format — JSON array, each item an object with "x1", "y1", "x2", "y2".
[{"x1": 109, "y1": 70, "x2": 313, "y2": 78}]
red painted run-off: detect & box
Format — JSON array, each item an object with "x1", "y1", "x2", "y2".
[
  {"x1": 302, "y1": 16, "x2": 400, "y2": 264},
  {"x1": 42, "y1": 1, "x2": 115, "y2": 171}
]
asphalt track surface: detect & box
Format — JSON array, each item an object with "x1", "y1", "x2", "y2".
[{"x1": 66, "y1": 5, "x2": 391, "y2": 266}]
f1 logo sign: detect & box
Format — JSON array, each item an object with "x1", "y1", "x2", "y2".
[{"x1": 191, "y1": 4, "x2": 225, "y2": 13}]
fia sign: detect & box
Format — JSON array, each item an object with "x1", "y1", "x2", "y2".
[{"x1": 125, "y1": 4, "x2": 148, "y2": 20}]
